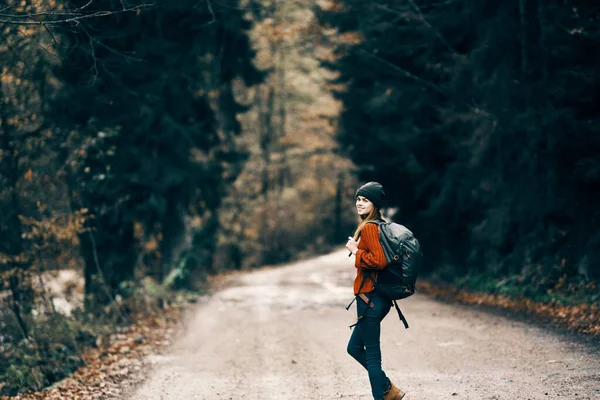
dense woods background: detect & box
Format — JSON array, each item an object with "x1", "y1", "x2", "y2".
[
  {"x1": 319, "y1": 0, "x2": 600, "y2": 295},
  {"x1": 1, "y1": 0, "x2": 598, "y2": 395}
]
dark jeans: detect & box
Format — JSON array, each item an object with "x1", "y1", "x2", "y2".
[{"x1": 347, "y1": 291, "x2": 392, "y2": 400}]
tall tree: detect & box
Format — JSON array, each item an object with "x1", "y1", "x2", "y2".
[
  {"x1": 51, "y1": 0, "x2": 262, "y2": 307},
  {"x1": 320, "y1": 0, "x2": 600, "y2": 284},
  {"x1": 0, "y1": 8, "x2": 60, "y2": 336}
]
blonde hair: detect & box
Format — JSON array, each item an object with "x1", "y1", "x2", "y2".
[{"x1": 353, "y1": 206, "x2": 382, "y2": 241}]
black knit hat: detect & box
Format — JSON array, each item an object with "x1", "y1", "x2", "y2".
[{"x1": 355, "y1": 181, "x2": 385, "y2": 208}]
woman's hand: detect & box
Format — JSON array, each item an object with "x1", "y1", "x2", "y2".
[{"x1": 346, "y1": 236, "x2": 358, "y2": 255}]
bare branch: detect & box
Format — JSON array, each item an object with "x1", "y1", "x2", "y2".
[
  {"x1": 373, "y1": 1, "x2": 459, "y2": 56},
  {"x1": 0, "y1": 3, "x2": 154, "y2": 26},
  {"x1": 75, "y1": 0, "x2": 96, "y2": 12},
  {"x1": 24, "y1": 12, "x2": 60, "y2": 46},
  {"x1": 355, "y1": 48, "x2": 496, "y2": 122},
  {"x1": 405, "y1": 0, "x2": 458, "y2": 53},
  {"x1": 79, "y1": 23, "x2": 143, "y2": 63},
  {"x1": 87, "y1": 33, "x2": 99, "y2": 86},
  {"x1": 0, "y1": 11, "x2": 86, "y2": 18},
  {"x1": 202, "y1": 0, "x2": 216, "y2": 26}
]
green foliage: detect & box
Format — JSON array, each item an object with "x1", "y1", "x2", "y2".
[
  {"x1": 49, "y1": 0, "x2": 263, "y2": 307},
  {"x1": 448, "y1": 269, "x2": 600, "y2": 307},
  {"x1": 0, "y1": 310, "x2": 85, "y2": 396},
  {"x1": 0, "y1": 273, "x2": 193, "y2": 395},
  {"x1": 320, "y1": 0, "x2": 600, "y2": 288},
  {"x1": 2, "y1": 364, "x2": 46, "y2": 395}
]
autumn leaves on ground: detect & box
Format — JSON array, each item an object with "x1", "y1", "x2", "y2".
[
  {"x1": 419, "y1": 282, "x2": 600, "y2": 336},
  {"x1": 5, "y1": 272, "x2": 600, "y2": 400},
  {"x1": 13, "y1": 250, "x2": 600, "y2": 400},
  {"x1": 4, "y1": 309, "x2": 183, "y2": 400}
]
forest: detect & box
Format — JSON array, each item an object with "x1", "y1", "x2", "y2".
[
  {"x1": 319, "y1": 0, "x2": 600, "y2": 294},
  {"x1": 1, "y1": 0, "x2": 598, "y2": 396}
]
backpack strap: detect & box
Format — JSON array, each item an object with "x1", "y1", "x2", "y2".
[
  {"x1": 348, "y1": 218, "x2": 408, "y2": 328},
  {"x1": 348, "y1": 218, "x2": 411, "y2": 329},
  {"x1": 347, "y1": 219, "x2": 385, "y2": 257},
  {"x1": 347, "y1": 273, "x2": 410, "y2": 329},
  {"x1": 393, "y1": 300, "x2": 409, "y2": 329},
  {"x1": 346, "y1": 271, "x2": 374, "y2": 328},
  {"x1": 345, "y1": 271, "x2": 369, "y2": 311},
  {"x1": 348, "y1": 291, "x2": 373, "y2": 328},
  {"x1": 367, "y1": 270, "x2": 411, "y2": 329}
]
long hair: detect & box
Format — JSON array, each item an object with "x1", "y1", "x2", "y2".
[{"x1": 353, "y1": 206, "x2": 382, "y2": 241}]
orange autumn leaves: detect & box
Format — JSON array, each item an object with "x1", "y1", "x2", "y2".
[
  {"x1": 419, "y1": 281, "x2": 600, "y2": 335},
  {"x1": 2, "y1": 307, "x2": 183, "y2": 400}
]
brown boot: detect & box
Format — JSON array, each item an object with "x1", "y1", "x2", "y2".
[{"x1": 384, "y1": 382, "x2": 406, "y2": 400}]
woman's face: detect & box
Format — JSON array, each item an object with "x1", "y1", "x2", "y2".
[{"x1": 356, "y1": 195, "x2": 374, "y2": 217}]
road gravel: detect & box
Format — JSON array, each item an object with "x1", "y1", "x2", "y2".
[{"x1": 127, "y1": 249, "x2": 600, "y2": 400}]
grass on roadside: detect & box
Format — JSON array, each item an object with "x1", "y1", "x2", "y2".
[
  {"x1": 420, "y1": 270, "x2": 600, "y2": 335},
  {"x1": 0, "y1": 278, "x2": 197, "y2": 397}
]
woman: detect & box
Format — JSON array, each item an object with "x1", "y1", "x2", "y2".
[{"x1": 345, "y1": 181, "x2": 406, "y2": 400}]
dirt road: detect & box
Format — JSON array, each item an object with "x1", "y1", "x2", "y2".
[{"x1": 127, "y1": 249, "x2": 600, "y2": 400}]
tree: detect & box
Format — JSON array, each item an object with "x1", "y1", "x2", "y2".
[
  {"x1": 320, "y1": 0, "x2": 600, "y2": 285},
  {"x1": 0, "y1": 7, "x2": 61, "y2": 336},
  {"x1": 51, "y1": 0, "x2": 263, "y2": 307},
  {"x1": 213, "y1": 0, "x2": 359, "y2": 270}
]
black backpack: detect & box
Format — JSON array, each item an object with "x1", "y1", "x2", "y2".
[
  {"x1": 348, "y1": 219, "x2": 422, "y2": 329},
  {"x1": 366, "y1": 219, "x2": 422, "y2": 302}
]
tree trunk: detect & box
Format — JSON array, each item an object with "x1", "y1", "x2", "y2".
[
  {"x1": 81, "y1": 214, "x2": 136, "y2": 309},
  {"x1": 277, "y1": 35, "x2": 289, "y2": 190},
  {"x1": 260, "y1": 85, "x2": 275, "y2": 196},
  {"x1": 519, "y1": 0, "x2": 529, "y2": 75},
  {"x1": 0, "y1": 91, "x2": 32, "y2": 337},
  {"x1": 537, "y1": 0, "x2": 548, "y2": 83},
  {"x1": 333, "y1": 173, "x2": 344, "y2": 243}
]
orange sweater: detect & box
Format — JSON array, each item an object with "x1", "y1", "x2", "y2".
[{"x1": 353, "y1": 223, "x2": 387, "y2": 294}]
